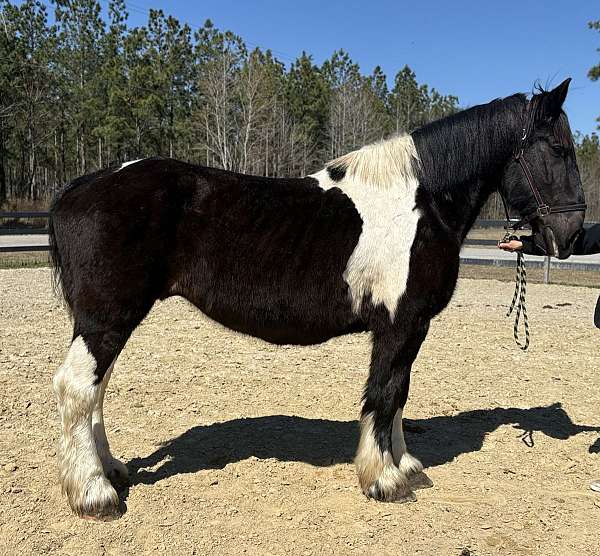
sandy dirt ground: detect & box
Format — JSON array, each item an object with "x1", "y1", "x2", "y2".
[{"x1": 0, "y1": 268, "x2": 599, "y2": 556}]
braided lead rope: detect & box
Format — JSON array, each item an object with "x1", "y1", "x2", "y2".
[{"x1": 506, "y1": 251, "x2": 529, "y2": 350}]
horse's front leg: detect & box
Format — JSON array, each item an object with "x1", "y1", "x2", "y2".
[{"x1": 356, "y1": 320, "x2": 432, "y2": 502}]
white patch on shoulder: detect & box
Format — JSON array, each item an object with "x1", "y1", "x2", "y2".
[
  {"x1": 117, "y1": 159, "x2": 144, "y2": 172},
  {"x1": 311, "y1": 135, "x2": 421, "y2": 321}
]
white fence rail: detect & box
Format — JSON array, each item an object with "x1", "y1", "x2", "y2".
[{"x1": 2, "y1": 213, "x2": 599, "y2": 283}]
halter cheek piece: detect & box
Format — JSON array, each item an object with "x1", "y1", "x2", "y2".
[{"x1": 501, "y1": 127, "x2": 587, "y2": 237}]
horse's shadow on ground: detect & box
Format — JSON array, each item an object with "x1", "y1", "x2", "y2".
[{"x1": 124, "y1": 402, "x2": 599, "y2": 498}]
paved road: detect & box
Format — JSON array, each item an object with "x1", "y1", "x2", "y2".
[
  {"x1": 0, "y1": 235, "x2": 49, "y2": 248},
  {"x1": 2, "y1": 235, "x2": 600, "y2": 269},
  {"x1": 460, "y1": 246, "x2": 600, "y2": 269},
  {"x1": 0, "y1": 234, "x2": 49, "y2": 253}
]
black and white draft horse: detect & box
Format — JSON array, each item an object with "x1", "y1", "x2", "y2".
[{"x1": 49, "y1": 79, "x2": 585, "y2": 520}]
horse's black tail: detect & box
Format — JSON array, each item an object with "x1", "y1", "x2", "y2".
[
  {"x1": 48, "y1": 194, "x2": 72, "y2": 314},
  {"x1": 48, "y1": 184, "x2": 80, "y2": 317}
]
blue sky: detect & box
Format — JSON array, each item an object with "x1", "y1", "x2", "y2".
[{"x1": 59, "y1": 0, "x2": 600, "y2": 135}]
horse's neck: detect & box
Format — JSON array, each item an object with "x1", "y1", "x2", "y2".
[{"x1": 412, "y1": 98, "x2": 524, "y2": 240}]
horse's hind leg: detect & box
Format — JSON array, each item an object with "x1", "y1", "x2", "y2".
[
  {"x1": 356, "y1": 319, "x2": 432, "y2": 502},
  {"x1": 391, "y1": 406, "x2": 433, "y2": 491},
  {"x1": 53, "y1": 325, "x2": 134, "y2": 520},
  {"x1": 92, "y1": 361, "x2": 129, "y2": 486}
]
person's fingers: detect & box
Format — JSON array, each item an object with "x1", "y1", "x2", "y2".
[
  {"x1": 498, "y1": 242, "x2": 514, "y2": 251},
  {"x1": 497, "y1": 240, "x2": 523, "y2": 252}
]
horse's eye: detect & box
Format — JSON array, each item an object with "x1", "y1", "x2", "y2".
[{"x1": 550, "y1": 144, "x2": 567, "y2": 157}]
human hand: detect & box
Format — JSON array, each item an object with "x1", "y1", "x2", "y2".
[{"x1": 497, "y1": 239, "x2": 523, "y2": 252}]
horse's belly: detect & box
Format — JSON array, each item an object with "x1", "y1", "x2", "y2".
[
  {"x1": 174, "y1": 272, "x2": 364, "y2": 345},
  {"x1": 200, "y1": 300, "x2": 364, "y2": 345}
]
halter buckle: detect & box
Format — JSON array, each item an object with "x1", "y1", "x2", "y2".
[
  {"x1": 536, "y1": 205, "x2": 551, "y2": 217},
  {"x1": 521, "y1": 128, "x2": 527, "y2": 142}
]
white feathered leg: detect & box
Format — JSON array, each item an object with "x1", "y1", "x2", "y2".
[
  {"x1": 53, "y1": 336, "x2": 121, "y2": 520},
  {"x1": 392, "y1": 408, "x2": 433, "y2": 490},
  {"x1": 92, "y1": 361, "x2": 129, "y2": 485}
]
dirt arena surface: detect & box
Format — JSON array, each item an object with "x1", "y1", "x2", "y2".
[{"x1": 1, "y1": 268, "x2": 599, "y2": 555}]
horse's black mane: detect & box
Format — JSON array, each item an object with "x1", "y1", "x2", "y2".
[
  {"x1": 413, "y1": 86, "x2": 577, "y2": 196},
  {"x1": 412, "y1": 93, "x2": 527, "y2": 192}
]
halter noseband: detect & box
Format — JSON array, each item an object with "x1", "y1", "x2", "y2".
[{"x1": 502, "y1": 114, "x2": 587, "y2": 235}]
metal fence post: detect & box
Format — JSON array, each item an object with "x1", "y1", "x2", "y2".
[{"x1": 543, "y1": 256, "x2": 551, "y2": 284}]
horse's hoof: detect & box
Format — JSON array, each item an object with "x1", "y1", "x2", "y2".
[
  {"x1": 78, "y1": 496, "x2": 123, "y2": 522},
  {"x1": 392, "y1": 490, "x2": 417, "y2": 503},
  {"x1": 81, "y1": 509, "x2": 122, "y2": 522},
  {"x1": 409, "y1": 471, "x2": 433, "y2": 490},
  {"x1": 104, "y1": 459, "x2": 129, "y2": 487},
  {"x1": 366, "y1": 481, "x2": 417, "y2": 503},
  {"x1": 68, "y1": 476, "x2": 122, "y2": 521}
]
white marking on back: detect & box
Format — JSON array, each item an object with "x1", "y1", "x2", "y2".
[
  {"x1": 311, "y1": 135, "x2": 421, "y2": 320},
  {"x1": 327, "y1": 135, "x2": 420, "y2": 189},
  {"x1": 117, "y1": 159, "x2": 144, "y2": 172}
]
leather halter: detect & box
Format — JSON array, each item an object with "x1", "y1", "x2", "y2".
[{"x1": 502, "y1": 123, "x2": 587, "y2": 234}]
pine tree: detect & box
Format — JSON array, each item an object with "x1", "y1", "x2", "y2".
[
  {"x1": 588, "y1": 20, "x2": 599, "y2": 130},
  {"x1": 95, "y1": 0, "x2": 130, "y2": 166},
  {"x1": 141, "y1": 9, "x2": 193, "y2": 158},
  {"x1": 53, "y1": 0, "x2": 106, "y2": 176},
  {"x1": 193, "y1": 19, "x2": 246, "y2": 170},
  {"x1": 253, "y1": 49, "x2": 292, "y2": 176},
  {"x1": 2, "y1": 0, "x2": 57, "y2": 200},
  {"x1": 390, "y1": 65, "x2": 428, "y2": 133},
  {"x1": 0, "y1": 1, "x2": 19, "y2": 204},
  {"x1": 588, "y1": 20, "x2": 600, "y2": 82},
  {"x1": 286, "y1": 52, "x2": 329, "y2": 174}
]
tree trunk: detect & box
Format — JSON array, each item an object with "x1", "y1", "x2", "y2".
[
  {"x1": 0, "y1": 124, "x2": 6, "y2": 206},
  {"x1": 28, "y1": 125, "x2": 36, "y2": 200}
]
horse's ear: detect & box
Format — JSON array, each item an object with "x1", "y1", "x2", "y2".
[{"x1": 541, "y1": 78, "x2": 571, "y2": 119}]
